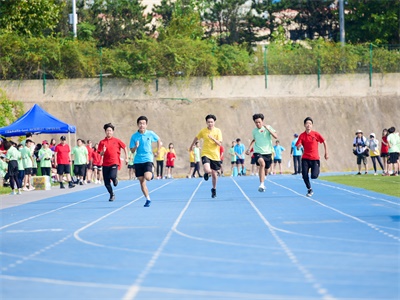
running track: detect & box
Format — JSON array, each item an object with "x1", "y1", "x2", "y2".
[{"x1": 1, "y1": 175, "x2": 399, "y2": 300}]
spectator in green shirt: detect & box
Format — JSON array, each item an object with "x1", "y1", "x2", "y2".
[{"x1": 72, "y1": 139, "x2": 89, "y2": 185}]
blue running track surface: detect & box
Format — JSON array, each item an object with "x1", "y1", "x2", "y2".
[{"x1": 1, "y1": 175, "x2": 399, "y2": 300}]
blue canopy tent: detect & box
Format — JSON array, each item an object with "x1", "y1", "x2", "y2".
[{"x1": 0, "y1": 104, "x2": 76, "y2": 137}]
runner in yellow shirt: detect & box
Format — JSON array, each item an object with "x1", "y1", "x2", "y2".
[{"x1": 189, "y1": 114, "x2": 222, "y2": 198}]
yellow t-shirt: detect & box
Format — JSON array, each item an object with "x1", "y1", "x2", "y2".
[
  {"x1": 196, "y1": 127, "x2": 222, "y2": 161},
  {"x1": 189, "y1": 150, "x2": 195, "y2": 163},
  {"x1": 153, "y1": 146, "x2": 167, "y2": 161}
]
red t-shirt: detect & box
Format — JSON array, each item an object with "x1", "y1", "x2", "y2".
[
  {"x1": 91, "y1": 151, "x2": 103, "y2": 166},
  {"x1": 295, "y1": 131, "x2": 325, "y2": 160},
  {"x1": 381, "y1": 136, "x2": 389, "y2": 154},
  {"x1": 166, "y1": 151, "x2": 176, "y2": 167},
  {"x1": 220, "y1": 145, "x2": 224, "y2": 161},
  {"x1": 98, "y1": 137, "x2": 126, "y2": 167},
  {"x1": 54, "y1": 143, "x2": 71, "y2": 164},
  {"x1": 86, "y1": 145, "x2": 94, "y2": 161}
]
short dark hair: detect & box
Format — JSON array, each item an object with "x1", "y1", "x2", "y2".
[
  {"x1": 236, "y1": 138, "x2": 241, "y2": 142},
  {"x1": 388, "y1": 127, "x2": 396, "y2": 134},
  {"x1": 304, "y1": 117, "x2": 313, "y2": 124},
  {"x1": 137, "y1": 116, "x2": 148, "y2": 124},
  {"x1": 77, "y1": 139, "x2": 84, "y2": 143},
  {"x1": 103, "y1": 123, "x2": 115, "y2": 131},
  {"x1": 205, "y1": 114, "x2": 216, "y2": 121},
  {"x1": 25, "y1": 139, "x2": 33, "y2": 144},
  {"x1": 3, "y1": 140, "x2": 11, "y2": 151},
  {"x1": 25, "y1": 132, "x2": 33, "y2": 138},
  {"x1": 252, "y1": 113, "x2": 264, "y2": 121}
]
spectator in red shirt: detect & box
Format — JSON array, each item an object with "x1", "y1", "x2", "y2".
[
  {"x1": 54, "y1": 136, "x2": 75, "y2": 189},
  {"x1": 98, "y1": 123, "x2": 128, "y2": 202},
  {"x1": 166, "y1": 143, "x2": 176, "y2": 179},
  {"x1": 295, "y1": 117, "x2": 328, "y2": 197},
  {"x1": 92, "y1": 143, "x2": 103, "y2": 184},
  {"x1": 85, "y1": 140, "x2": 94, "y2": 183},
  {"x1": 0, "y1": 137, "x2": 5, "y2": 155},
  {"x1": 381, "y1": 128, "x2": 390, "y2": 176}
]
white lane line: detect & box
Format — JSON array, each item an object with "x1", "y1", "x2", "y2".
[
  {"x1": 0, "y1": 274, "x2": 129, "y2": 290},
  {"x1": 122, "y1": 180, "x2": 203, "y2": 300},
  {"x1": 316, "y1": 180, "x2": 400, "y2": 206},
  {"x1": 73, "y1": 181, "x2": 174, "y2": 248},
  {"x1": 232, "y1": 179, "x2": 335, "y2": 300},
  {"x1": 268, "y1": 180, "x2": 400, "y2": 242},
  {"x1": 0, "y1": 184, "x2": 138, "y2": 231},
  {"x1": 1, "y1": 235, "x2": 72, "y2": 272},
  {"x1": 0, "y1": 275, "x2": 318, "y2": 299}
]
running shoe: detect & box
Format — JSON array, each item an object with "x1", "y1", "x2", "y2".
[
  {"x1": 204, "y1": 173, "x2": 209, "y2": 181},
  {"x1": 109, "y1": 194, "x2": 115, "y2": 202},
  {"x1": 306, "y1": 189, "x2": 314, "y2": 197},
  {"x1": 258, "y1": 184, "x2": 265, "y2": 192},
  {"x1": 211, "y1": 188, "x2": 216, "y2": 198},
  {"x1": 144, "y1": 200, "x2": 151, "y2": 207},
  {"x1": 113, "y1": 178, "x2": 118, "y2": 187}
]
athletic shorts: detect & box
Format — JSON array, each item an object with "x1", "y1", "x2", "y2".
[
  {"x1": 135, "y1": 162, "x2": 153, "y2": 177},
  {"x1": 253, "y1": 153, "x2": 272, "y2": 169},
  {"x1": 273, "y1": 159, "x2": 282, "y2": 163},
  {"x1": 236, "y1": 158, "x2": 245, "y2": 165},
  {"x1": 74, "y1": 164, "x2": 86, "y2": 176},
  {"x1": 380, "y1": 152, "x2": 389, "y2": 158},
  {"x1": 357, "y1": 154, "x2": 368, "y2": 165},
  {"x1": 231, "y1": 161, "x2": 236, "y2": 165},
  {"x1": 251, "y1": 157, "x2": 257, "y2": 164},
  {"x1": 202, "y1": 156, "x2": 221, "y2": 171},
  {"x1": 166, "y1": 164, "x2": 174, "y2": 168},
  {"x1": 389, "y1": 152, "x2": 399, "y2": 163},
  {"x1": 128, "y1": 164, "x2": 135, "y2": 169},
  {"x1": 190, "y1": 162, "x2": 195, "y2": 168},
  {"x1": 8, "y1": 160, "x2": 19, "y2": 176},
  {"x1": 87, "y1": 161, "x2": 93, "y2": 170},
  {"x1": 57, "y1": 164, "x2": 71, "y2": 175},
  {"x1": 24, "y1": 167, "x2": 33, "y2": 175},
  {"x1": 93, "y1": 165, "x2": 102, "y2": 171}
]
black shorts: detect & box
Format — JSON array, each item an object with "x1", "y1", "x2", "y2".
[
  {"x1": 93, "y1": 165, "x2": 102, "y2": 171},
  {"x1": 380, "y1": 153, "x2": 389, "y2": 158},
  {"x1": 202, "y1": 156, "x2": 221, "y2": 171},
  {"x1": 190, "y1": 162, "x2": 195, "y2": 168},
  {"x1": 87, "y1": 161, "x2": 93, "y2": 170},
  {"x1": 251, "y1": 157, "x2": 257, "y2": 164},
  {"x1": 254, "y1": 153, "x2": 272, "y2": 169},
  {"x1": 57, "y1": 164, "x2": 71, "y2": 175},
  {"x1": 273, "y1": 159, "x2": 282, "y2": 163},
  {"x1": 74, "y1": 164, "x2": 86, "y2": 176},
  {"x1": 236, "y1": 158, "x2": 245, "y2": 165},
  {"x1": 389, "y1": 152, "x2": 399, "y2": 163},
  {"x1": 128, "y1": 164, "x2": 135, "y2": 169},
  {"x1": 8, "y1": 160, "x2": 19, "y2": 176},
  {"x1": 24, "y1": 167, "x2": 33, "y2": 175},
  {"x1": 135, "y1": 162, "x2": 153, "y2": 177},
  {"x1": 231, "y1": 161, "x2": 236, "y2": 165}
]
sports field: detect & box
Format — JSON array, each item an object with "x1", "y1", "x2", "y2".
[{"x1": 1, "y1": 175, "x2": 399, "y2": 300}]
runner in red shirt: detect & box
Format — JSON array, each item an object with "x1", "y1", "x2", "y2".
[
  {"x1": 54, "y1": 136, "x2": 75, "y2": 189},
  {"x1": 295, "y1": 117, "x2": 328, "y2": 197},
  {"x1": 98, "y1": 123, "x2": 128, "y2": 202}
]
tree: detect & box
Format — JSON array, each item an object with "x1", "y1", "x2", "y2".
[
  {"x1": 279, "y1": 0, "x2": 338, "y2": 41},
  {"x1": 0, "y1": 0, "x2": 64, "y2": 37},
  {"x1": 157, "y1": 0, "x2": 204, "y2": 41},
  {"x1": 345, "y1": 0, "x2": 400, "y2": 44},
  {"x1": 0, "y1": 89, "x2": 24, "y2": 128},
  {"x1": 88, "y1": 0, "x2": 153, "y2": 47}
]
